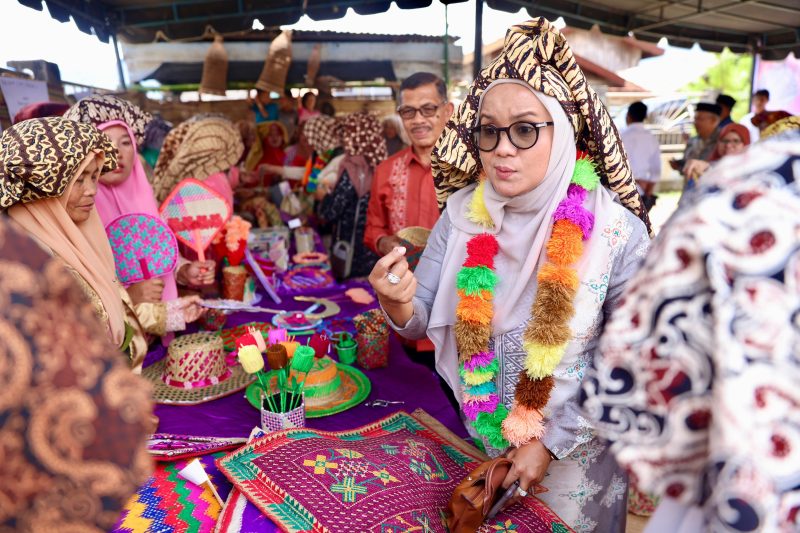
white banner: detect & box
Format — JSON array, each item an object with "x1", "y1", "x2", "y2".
[{"x1": 0, "y1": 77, "x2": 49, "y2": 121}]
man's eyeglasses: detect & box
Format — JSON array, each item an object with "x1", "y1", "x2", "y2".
[
  {"x1": 397, "y1": 102, "x2": 446, "y2": 120},
  {"x1": 470, "y1": 121, "x2": 554, "y2": 152}
]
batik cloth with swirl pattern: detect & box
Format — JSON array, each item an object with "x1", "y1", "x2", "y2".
[
  {"x1": 0, "y1": 216, "x2": 152, "y2": 532},
  {"x1": 63, "y1": 94, "x2": 153, "y2": 147},
  {"x1": 582, "y1": 133, "x2": 800, "y2": 531}
]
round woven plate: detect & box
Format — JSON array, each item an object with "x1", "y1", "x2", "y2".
[
  {"x1": 245, "y1": 363, "x2": 371, "y2": 418},
  {"x1": 143, "y1": 359, "x2": 256, "y2": 405}
]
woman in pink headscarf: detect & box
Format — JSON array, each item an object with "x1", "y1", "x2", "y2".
[{"x1": 96, "y1": 120, "x2": 216, "y2": 303}]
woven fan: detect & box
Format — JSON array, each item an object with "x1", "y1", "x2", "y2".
[
  {"x1": 159, "y1": 178, "x2": 232, "y2": 261},
  {"x1": 105, "y1": 213, "x2": 179, "y2": 284}
]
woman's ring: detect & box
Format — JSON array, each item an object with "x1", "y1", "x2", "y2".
[
  {"x1": 386, "y1": 272, "x2": 401, "y2": 285},
  {"x1": 516, "y1": 486, "x2": 528, "y2": 498}
]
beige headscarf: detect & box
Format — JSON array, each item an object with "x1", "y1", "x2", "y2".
[
  {"x1": 152, "y1": 117, "x2": 244, "y2": 202},
  {"x1": 1, "y1": 118, "x2": 126, "y2": 346}
]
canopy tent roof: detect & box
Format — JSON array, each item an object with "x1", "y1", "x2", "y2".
[{"x1": 17, "y1": 0, "x2": 800, "y2": 59}]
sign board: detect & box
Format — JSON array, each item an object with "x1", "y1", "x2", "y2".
[{"x1": 0, "y1": 77, "x2": 49, "y2": 120}]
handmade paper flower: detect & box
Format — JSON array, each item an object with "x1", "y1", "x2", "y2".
[
  {"x1": 247, "y1": 327, "x2": 267, "y2": 352},
  {"x1": 278, "y1": 340, "x2": 299, "y2": 359},
  {"x1": 291, "y1": 345, "x2": 315, "y2": 373},
  {"x1": 238, "y1": 345, "x2": 264, "y2": 374},
  {"x1": 267, "y1": 344, "x2": 288, "y2": 370}
]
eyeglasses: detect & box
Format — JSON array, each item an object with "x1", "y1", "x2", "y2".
[
  {"x1": 718, "y1": 139, "x2": 743, "y2": 145},
  {"x1": 470, "y1": 121, "x2": 554, "y2": 152},
  {"x1": 397, "y1": 102, "x2": 446, "y2": 120}
]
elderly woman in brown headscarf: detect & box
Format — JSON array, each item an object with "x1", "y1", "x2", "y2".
[
  {"x1": 370, "y1": 19, "x2": 651, "y2": 531},
  {"x1": 318, "y1": 111, "x2": 387, "y2": 278},
  {"x1": 0, "y1": 118, "x2": 202, "y2": 370}
]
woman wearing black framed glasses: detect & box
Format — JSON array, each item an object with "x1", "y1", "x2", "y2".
[{"x1": 369, "y1": 18, "x2": 652, "y2": 531}]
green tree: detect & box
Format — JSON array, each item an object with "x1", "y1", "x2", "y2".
[{"x1": 682, "y1": 48, "x2": 753, "y2": 121}]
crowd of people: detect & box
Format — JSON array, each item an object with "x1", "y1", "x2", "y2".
[{"x1": 1, "y1": 15, "x2": 799, "y2": 533}]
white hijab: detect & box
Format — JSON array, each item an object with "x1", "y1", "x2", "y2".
[{"x1": 427, "y1": 80, "x2": 578, "y2": 393}]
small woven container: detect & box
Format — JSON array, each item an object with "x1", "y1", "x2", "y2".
[
  {"x1": 354, "y1": 310, "x2": 389, "y2": 369},
  {"x1": 200, "y1": 35, "x2": 228, "y2": 96},
  {"x1": 164, "y1": 333, "x2": 225, "y2": 384},
  {"x1": 335, "y1": 337, "x2": 357, "y2": 365},
  {"x1": 199, "y1": 308, "x2": 228, "y2": 331},
  {"x1": 396, "y1": 226, "x2": 431, "y2": 271},
  {"x1": 222, "y1": 265, "x2": 248, "y2": 300},
  {"x1": 294, "y1": 227, "x2": 315, "y2": 254},
  {"x1": 261, "y1": 393, "x2": 305, "y2": 432}
]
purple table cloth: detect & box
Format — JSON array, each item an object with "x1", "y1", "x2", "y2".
[{"x1": 140, "y1": 278, "x2": 467, "y2": 532}]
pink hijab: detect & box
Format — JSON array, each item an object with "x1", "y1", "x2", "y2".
[{"x1": 96, "y1": 120, "x2": 179, "y2": 301}]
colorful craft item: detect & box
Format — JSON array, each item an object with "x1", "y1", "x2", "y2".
[
  {"x1": 333, "y1": 331, "x2": 357, "y2": 364},
  {"x1": 302, "y1": 148, "x2": 335, "y2": 192},
  {"x1": 246, "y1": 340, "x2": 316, "y2": 415},
  {"x1": 212, "y1": 215, "x2": 251, "y2": 266},
  {"x1": 141, "y1": 332, "x2": 255, "y2": 405},
  {"x1": 177, "y1": 459, "x2": 225, "y2": 506},
  {"x1": 220, "y1": 322, "x2": 272, "y2": 351},
  {"x1": 277, "y1": 340, "x2": 299, "y2": 359},
  {"x1": 146, "y1": 434, "x2": 246, "y2": 461},
  {"x1": 244, "y1": 247, "x2": 282, "y2": 304},
  {"x1": 345, "y1": 287, "x2": 375, "y2": 305},
  {"x1": 245, "y1": 355, "x2": 371, "y2": 417},
  {"x1": 282, "y1": 266, "x2": 335, "y2": 292},
  {"x1": 456, "y1": 153, "x2": 600, "y2": 450},
  {"x1": 199, "y1": 308, "x2": 227, "y2": 331},
  {"x1": 113, "y1": 452, "x2": 230, "y2": 533},
  {"x1": 396, "y1": 225, "x2": 432, "y2": 271},
  {"x1": 159, "y1": 178, "x2": 232, "y2": 262},
  {"x1": 292, "y1": 251, "x2": 328, "y2": 265},
  {"x1": 308, "y1": 333, "x2": 331, "y2": 358},
  {"x1": 268, "y1": 327, "x2": 288, "y2": 345},
  {"x1": 354, "y1": 309, "x2": 390, "y2": 369},
  {"x1": 104, "y1": 213, "x2": 179, "y2": 284},
  {"x1": 216, "y1": 410, "x2": 571, "y2": 532},
  {"x1": 221, "y1": 265, "x2": 248, "y2": 301}
]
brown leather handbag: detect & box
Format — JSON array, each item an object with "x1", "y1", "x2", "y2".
[{"x1": 446, "y1": 457, "x2": 513, "y2": 532}]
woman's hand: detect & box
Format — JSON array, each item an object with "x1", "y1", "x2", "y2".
[
  {"x1": 501, "y1": 440, "x2": 553, "y2": 499},
  {"x1": 178, "y1": 261, "x2": 216, "y2": 286},
  {"x1": 177, "y1": 295, "x2": 204, "y2": 324},
  {"x1": 128, "y1": 278, "x2": 165, "y2": 304},
  {"x1": 368, "y1": 246, "x2": 416, "y2": 327}
]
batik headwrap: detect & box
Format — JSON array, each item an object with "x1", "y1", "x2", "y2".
[
  {"x1": 432, "y1": 17, "x2": 651, "y2": 235},
  {"x1": 64, "y1": 94, "x2": 153, "y2": 148},
  {"x1": 0, "y1": 117, "x2": 118, "y2": 209},
  {"x1": 151, "y1": 117, "x2": 244, "y2": 202},
  {"x1": 339, "y1": 111, "x2": 388, "y2": 169},
  {"x1": 303, "y1": 115, "x2": 341, "y2": 154},
  {"x1": 761, "y1": 116, "x2": 800, "y2": 140}
]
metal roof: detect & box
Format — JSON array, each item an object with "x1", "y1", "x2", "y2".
[{"x1": 17, "y1": 0, "x2": 800, "y2": 59}]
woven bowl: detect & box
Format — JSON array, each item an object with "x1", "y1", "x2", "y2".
[{"x1": 396, "y1": 226, "x2": 431, "y2": 271}]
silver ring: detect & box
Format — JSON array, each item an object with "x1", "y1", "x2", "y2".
[
  {"x1": 386, "y1": 272, "x2": 401, "y2": 285},
  {"x1": 516, "y1": 487, "x2": 528, "y2": 498}
]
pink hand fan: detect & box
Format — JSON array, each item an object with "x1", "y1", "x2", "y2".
[
  {"x1": 105, "y1": 213, "x2": 179, "y2": 284},
  {"x1": 159, "y1": 178, "x2": 232, "y2": 261}
]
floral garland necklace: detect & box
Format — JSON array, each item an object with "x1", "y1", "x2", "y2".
[{"x1": 455, "y1": 152, "x2": 600, "y2": 450}]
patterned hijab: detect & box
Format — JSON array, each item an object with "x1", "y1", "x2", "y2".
[
  {"x1": 0, "y1": 118, "x2": 127, "y2": 346},
  {"x1": 432, "y1": 17, "x2": 651, "y2": 235},
  {"x1": 339, "y1": 111, "x2": 387, "y2": 169},
  {"x1": 151, "y1": 117, "x2": 244, "y2": 202},
  {"x1": 303, "y1": 115, "x2": 341, "y2": 154},
  {"x1": 64, "y1": 94, "x2": 153, "y2": 148},
  {"x1": 0, "y1": 216, "x2": 152, "y2": 532}
]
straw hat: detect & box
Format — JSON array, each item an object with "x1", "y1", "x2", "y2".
[
  {"x1": 245, "y1": 356, "x2": 371, "y2": 417},
  {"x1": 200, "y1": 34, "x2": 229, "y2": 96},
  {"x1": 255, "y1": 30, "x2": 292, "y2": 94},
  {"x1": 143, "y1": 332, "x2": 255, "y2": 405}
]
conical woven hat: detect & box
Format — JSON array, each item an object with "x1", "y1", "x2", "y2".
[
  {"x1": 200, "y1": 35, "x2": 229, "y2": 96},
  {"x1": 256, "y1": 30, "x2": 292, "y2": 93}
]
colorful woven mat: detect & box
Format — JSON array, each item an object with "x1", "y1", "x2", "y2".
[
  {"x1": 220, "y1": 322, "x2": 273, "y2": 352},
  {"x1": 217, "y1": 410, "x2": 572, "y2": 532},
  {"x1": 114, "y1": 452, "x2": 233, "y2": 533}
]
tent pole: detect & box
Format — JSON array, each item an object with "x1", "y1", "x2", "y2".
[
  {"x1": 112, "y1": 32, "x2": 128, "y2": 91},
  {"x1": 443, "y1": 4, "x2": 450, "y2": 88},
  {"x1": 473, "y1": 0, "x2": 483, "y2": 80},
  {"x1": 747, "y1": 46, "x2": 758, "y2": 112}
]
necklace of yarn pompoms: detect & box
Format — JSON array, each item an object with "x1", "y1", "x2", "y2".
[
  {"x1": 456, "y1": 151, "x2": 600, "y2": 450},
  {"x1": 303, "y1": 149, "x2": 335, "y2": 193}
]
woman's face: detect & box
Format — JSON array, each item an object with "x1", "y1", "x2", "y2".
[
  {"x1": 478, "y1": 84, "x2": 553, "y2": 198},
  {"x1": 100, "y1": 125, "x2": 135, "y2": 186},
  {"x1": 717, "y1": 131, "x2": 746, "y2": 157},
  {"x1": 383, "y1": 121, "x2": 397, "y2": 139},
  {"x1": 266, "y1": 125, "x2": 284, "y2": 149},
  {"x1": 65, "y1": 156, "x2": 100, "y2": 224}
]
